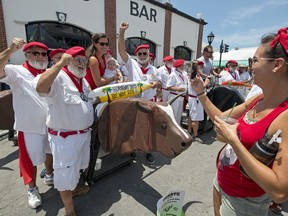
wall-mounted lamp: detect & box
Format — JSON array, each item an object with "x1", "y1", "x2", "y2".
[
  {"x1": 183, "y1": 41, "x2": 187, "y2": 46},
  {"x1": 56, "y1": 12, "x2": 67, "y2": 22},
  {"x1": 141, "y1": 31, "x2": 146, "y2": 38}
]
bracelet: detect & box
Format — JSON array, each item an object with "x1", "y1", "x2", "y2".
[{"x1": 197, "y1": 91, "x2": 206, "y2": 97}]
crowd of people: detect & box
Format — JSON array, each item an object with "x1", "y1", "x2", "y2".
[{"x1": 1, "y1": 21, "x2": 288, "y2": 216}]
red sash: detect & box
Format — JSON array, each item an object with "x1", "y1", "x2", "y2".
[{"x1": 18, "y1": 131, "x2": 34, "y2": 185}]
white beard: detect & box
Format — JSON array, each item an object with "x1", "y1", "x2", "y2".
[
  {"x1": 137, "y1": 56, "x2": 149, "y2": 65},
  {"x1": 28, "y1": 59, "x2": 48, "y2": 70},
  {"x1": 68, "y1": 63, "x2": 86, "y2": 78}
]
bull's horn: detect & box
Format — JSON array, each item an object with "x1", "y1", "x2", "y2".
[
  {"x1": 167, "y1": 92, "x2": 186, "y2": 105},
  {"x1": 136, "y1": 101, "x2": 152, "y2": 113}
]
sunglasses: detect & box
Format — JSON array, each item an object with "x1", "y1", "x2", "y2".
[
  {"x1": 137, "y1": 52, "x2": 147, "y2": 57},
  {"x1": 97, "y1": 42, "x2": 109, "y2": 47},
  {"x1": 27, "y1": 51, "x2": 47, "y2": 57},
  {"x1": 74, "y1": 57, "x2": 87, "y2": 64}
]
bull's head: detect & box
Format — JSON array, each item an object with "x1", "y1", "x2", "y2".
[{"x1": 98, "y1": 97, "x2": 192, "y2": 158}]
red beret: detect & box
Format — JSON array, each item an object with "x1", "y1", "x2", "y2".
[
  {"x1": 49, "y1": 48, "x2": 66, "y2": 58},
  {"x1": 163, "y1": 56, "x2": 173, "y2": 61},
  {"x1": 23, "y1": 42, "x2": 48, "y2": 52},
  {"x1": 173, "y1": 59, "x2": 185, "y2": 68},
  {"x1": 134, "y1": 44, "x2": 150, "y2": 55},
  {"x1": 197, "y1": 60, "x2": 204, "y2": 66},
  {"x1": 65, "y1": 46, "x2": 86, "y2": 58},
  {"x1": 227, "y1": 60, "x2": 238, "y2": 66},
  {"x1": 149, "y1": 53, "x2": 155, "y2": 61}
]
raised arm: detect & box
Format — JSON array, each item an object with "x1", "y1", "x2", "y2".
[
  {"x1": 0, "y1": 38, "x2": 25, "y2": 79},
  {"x1": 118, "y1": 21, "x2": 129, "y2": 63},
  {"x1": 36, "y1": 53, "x2": 71, "y2": 94}
]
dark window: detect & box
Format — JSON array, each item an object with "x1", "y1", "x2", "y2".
[
  {"x1": 25, "y1": 21, "x2": 92, "y2": 49},
  {"x1": 125, "y1": 37, "x2": 156, "y2": 56},
  {"x1": 174, "y1": 46, "x2": 192, "y2": 61}
]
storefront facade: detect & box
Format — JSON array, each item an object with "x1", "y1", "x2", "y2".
[{"x1": 0, "y1": 0, "x2": 206, "y2": 67}]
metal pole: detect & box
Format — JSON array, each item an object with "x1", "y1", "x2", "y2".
[{"x1": 219, "y1": 40, "x2": 223, "y2": 68}]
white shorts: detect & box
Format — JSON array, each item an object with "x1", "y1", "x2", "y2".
[
  {"x1": 48, "y1": 131, "x2": 91, "y2": 191},
  {"x1": 23, "y1": 132, "x2": 50, "y2": 166},
  {"x1": 188, "y1": 98, "x2": 204, "y2": 121}
]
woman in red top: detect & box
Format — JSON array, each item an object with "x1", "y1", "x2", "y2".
[
  {"x1": 85, "y1": 33, "x2": 118, "y2": 89},
  {"x1": 192, "y1": 27, "x2": 288, "y2": 216}
]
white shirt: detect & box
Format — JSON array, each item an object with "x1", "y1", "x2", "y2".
[
  {"x1": 240, "y1": 71, "x2": 251, "y2": 81},
  {"x1": 167, "y1": 69, "x2": 188, "y2": 92},
  {"x1": 103, "y1": 68, "x2": 118, "y2": 85},
  {"x1": 197, "y1": 56, "x2": 213, "y2": 75},
  {"x1": 125, "y1": 55, "x2": 160, "y2": 100},
  {"x1": 157, "y1": 65, "x2": 171, "y2": 89},
  {"x1": 1, "y1": 65, "x2": 48, "y2": 134},
  {"x1": 35, "y1": 70, "x2": 94, "y2": 130},
  {"x1": 219, "y1": 70, "x2": 241, "y2": 83}
]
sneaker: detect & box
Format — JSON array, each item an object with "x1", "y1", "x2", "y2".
[
  {"x1": 194, "y1": 136, "x2": 204, "y2": 144},
  {"x1": 28, "y1": 187, "x2": 42, "y2": 209},
  {"x1": 40, "y1": 168, "x2": 46, "y2": 178},
  {"x1": 146, "y1": 153, "x2": 155, "y2": 165},
  {"x1": 44, "y1": 174, "x2": 54, "y2": 186},
  {"x1": 72, "y1": 185, "x2": 90, "y2": 197}
]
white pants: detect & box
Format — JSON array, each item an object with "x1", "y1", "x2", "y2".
[
  {"x1": 48, "y1": 131, "x2": 91, "y2": 191},
  {"x1": 168, "y1": 96, "x2": 184, "y2": 125},
  {"x1": 23, "y1": 132, "x2": 50, "y2": 166}
]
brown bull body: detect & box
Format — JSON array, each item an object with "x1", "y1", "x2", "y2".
[{"x1": 98, "y1": 98, "x2": 192, "y2": 158}]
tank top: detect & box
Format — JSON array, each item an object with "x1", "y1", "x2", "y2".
[
  {"x1": 85, "y1": 54, "x2": 106, "y2": 90},
  {"x1": 218, "y1": 97, "x2": 288, "y2": 197}
]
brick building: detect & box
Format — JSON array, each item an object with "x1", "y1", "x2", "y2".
[{"x1": 0, "y1": 0, "x2": 207, "y2": 66}]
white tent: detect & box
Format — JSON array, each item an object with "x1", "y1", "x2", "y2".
[{"x1": 212, "y1": 47, "x2": 257, "y2": 67}]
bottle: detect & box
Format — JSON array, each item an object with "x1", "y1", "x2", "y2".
[{"x1": 239, "y1": 130, "x2": 281, "y2": 178}]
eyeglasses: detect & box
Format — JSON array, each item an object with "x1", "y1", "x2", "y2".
[
  {"x1": 97, "y1": 42, "x2": 109, "y2": 47},
  {"x1": 205, "y1": 50, "x2": 213, "y2": 54},
  {"x1": 74, "y1": 57, "x2": 87, "y2": 64},
  {"x1": 137, "y1": 52, "x2": 147, "y2": 57},
  {"x1": 251, "y1": 57, "x2": 277, "y2": 64},
  {"x1": 229, "y1": 65, "x2": 237, "y2": 68},
  {"x1": 27, "y1": 51, "x2": 47, "y2": 57}
]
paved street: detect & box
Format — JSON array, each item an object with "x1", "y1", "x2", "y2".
[{"x1": 0, "y1": 130, "x2": 287, "y2": 216}]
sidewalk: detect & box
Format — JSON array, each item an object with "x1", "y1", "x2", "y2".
[{"x1": 0, "y1": 130, "x2": 287, "y2": 216}]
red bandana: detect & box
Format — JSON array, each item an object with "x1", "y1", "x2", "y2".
[
  {"x1": 270, "y1": 27, "x2": 288, "y2": 54},
  {"x1": 165, "y1": 65, "x2": 171, "y2": 74},
  {"x1": 22, "y1": 61, "x2": 46, "y2": 77},
  {"x1": 141, "y1": 67, "x2": 149, "y2": 75},
  {"x1": 62, "y1": 67, "x2": 83, "y2": 93}
]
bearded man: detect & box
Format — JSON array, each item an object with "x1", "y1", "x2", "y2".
[
  {"x1": 0, "y1": 39, "x2": 53, "y2": 209},
  {"x1": 157, "y1": 56, "x2": 174, "y2": 102},
  {"x1": 118, "y1": 21, "x2": 162, "y2": 165},
  {"x1": 35, "y1": 46, "x2": 94, "y2": 216}
]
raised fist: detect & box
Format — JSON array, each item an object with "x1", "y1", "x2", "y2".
[
  {"x1": 10, "y1": 38, "x2": 26, "y2": 52},
  {"x1": 120, "y1": 21, "x2": 129, "y2": 32}
]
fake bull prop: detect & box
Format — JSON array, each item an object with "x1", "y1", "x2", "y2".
[
  {"x1": 0, "y1": 90, "x2": 14, "y2": 130},
  {"x1": 97, "y1": 97, "x2": 193, "y2": 158}
]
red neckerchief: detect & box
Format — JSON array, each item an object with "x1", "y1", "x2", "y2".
[
  {"x1": 230, "y1": 72, "x2": 236, "y2": 80},
  {"x1": 270, "y1": 27, "x2": 288, "y2": 54},
  {"x1": 22, "y1": 61, "x2": 46, "y2": 77},
  {"x1": 62, "y1": 67, "x2": 83, "y2": 93},
  {"x1": 165, "y1": 65, "x2": 171, "y2": 74},
  {"x1": 141, "y1": 66, "x2": 149, "y2": 74},
  {"x1": 176, "y1": 70, "x2": 184, "y2": 81}
]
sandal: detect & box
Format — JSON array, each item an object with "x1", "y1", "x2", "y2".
[{"x1": 270, "y1": 202, "x2": 282, "y2": 214}]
